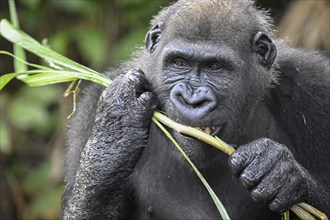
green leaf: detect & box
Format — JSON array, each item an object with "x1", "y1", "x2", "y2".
[
  {"x1": 283, "y1": 211, "x2": 290, "y2": 220},
  {"x1": 0, "y1": 51, "x2": 57, "y2": 90},
  {"x1": 9, "y1": 0, "x2": 28, "y2": 73},
  {"x1": 0, "y1": 51, "x2": 52, "y2": 70},
  {"x1": 0, "y1": 72, "x2": 22, "y2": 90},
  {"x1": 0, "y1": 19, "x2": 111, "y2": 86},
  {"x1": 0, "y1": 70, "x2": 76, "y2": 90},
  {"x1": 20, "y1": 71, "x2": 78, "y2": 87}
]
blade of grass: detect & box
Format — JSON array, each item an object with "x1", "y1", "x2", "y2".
[
  {"x1": 0, "y1": 70, "x2": 78, "y2": 89},
  {"x1": 0, "y1": 51, "x2": 109, "y2": 89},
  {"x1": 298, "y1": 203, "x2": 328, "y2": 220},
  {"x1": 0, "y1": 72, "x2": 22, "y2": 90},
  {"x1": 0, "y1": 51, "x2": 53, "y2": 70},
  {"x1": 152, "y1": 117, "x2": 231, "y2": 220},
  {"x1": 9, "y1": 0, "x2": 27, "y2": 73},
  {"x1": 291, "y1": 205, "x2": 316, "y2": 220},
  {"x1": 0, "y1": 19, "x2": 111, "y2": 86},
  {"x1": 21, "y1": 72, "x2": 79, "y2": 86},
  {"x1": 0, "y1": 51, "x2": 56, "y2": 90},
  {"x1": 283, "y1": 211, "x2": 290, "y2": 220}
]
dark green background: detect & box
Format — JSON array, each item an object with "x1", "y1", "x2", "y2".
[{"x1": 0, "y1": 0, "x2": 328, "y2": 219}]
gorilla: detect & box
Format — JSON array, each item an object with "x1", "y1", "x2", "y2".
[{"x1": 62, "y1": 0, "x2": 330, "y2": 219}]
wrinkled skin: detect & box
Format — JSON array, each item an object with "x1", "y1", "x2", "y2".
[
  {"x1": 230, "y1": 139, "x2": 311, "y2": 212},
  {"x1": 62, "y1": 1, "x2": 330, "y2": 219},
  {"x1": 62, "y1": 69, "x2": 157, "y2": 219}
]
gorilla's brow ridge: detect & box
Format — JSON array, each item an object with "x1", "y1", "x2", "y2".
[{"x1": 162, "y1": 42, "x2": 239, "y2": 67}]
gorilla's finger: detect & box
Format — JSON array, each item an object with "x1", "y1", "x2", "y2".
[
  {"x1": 127, "y1": 68, "x2": 144, "y2": 83},
  {"x1": 228, "y1": 145, "x2": 258, "y2": 176},
  {"x1": 239, "y1": 147, "x2": 280, "y2": 189},
  {"x1": 250, "y1": 161, "x2": 290, "y2": 203},
  {"x1": 228, "y1": 139, "x2": 271, "y2": 176},
  {"x1": 137, "y1": 92, "x2": 158, "y2": 110},
  {"x1": 126, "y1": 68, "x2": 152, "y2": 96}
]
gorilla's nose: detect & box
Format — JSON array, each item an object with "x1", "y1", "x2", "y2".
[{"x1": 170, "y1": 83, "x2": 217, "y2": 119}]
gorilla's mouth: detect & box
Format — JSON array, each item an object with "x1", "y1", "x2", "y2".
[{"x1": 196, "y1": 127, "x2": 221, "y2": 136}]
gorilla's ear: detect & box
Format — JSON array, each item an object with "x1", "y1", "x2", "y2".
[
  {"x1": 251, "y1": 32, "x2": 277, "y2": 69},
  {"x1": 145, "y1": 22, "x2": 164, "y2": 54}
]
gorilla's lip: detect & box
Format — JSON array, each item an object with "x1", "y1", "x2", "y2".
[{"x1": 196, "y1": 126, "x2": 222, "y2": 136}]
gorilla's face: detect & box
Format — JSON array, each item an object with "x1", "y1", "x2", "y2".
[
  {"x1": 155, "y1": 40, "x2": 247, "y2": 159},
  {"x1": 161, "y1": 41, "x2": 240, "y2": 135},
  {"x1": 145, "y1": 23, "x2": 276, "y2": 162}
]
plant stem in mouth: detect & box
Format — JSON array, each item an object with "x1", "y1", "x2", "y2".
[{"x1": 152, "y1": 111, "x2": 235, "y2": 155}]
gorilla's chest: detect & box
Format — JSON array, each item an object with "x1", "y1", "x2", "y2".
[
  {"x1": 131, "y1": 153, "x2": 221, "y2": 220},
  {"x1": 130, "y1": 127, "x2": 279, "y2": 220}
]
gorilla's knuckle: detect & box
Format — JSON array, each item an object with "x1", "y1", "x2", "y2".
[
  {"x1": 228, "y1": 153, "x2": 244, "y2": 174},
  {"x1": 257, "y1": 138, "x2": 276, "y2": 150},
  {"x1": 138, "y1": 92, "x2": 157, "y2": 109},
  {"x1": 269, "y1": 198, "x2": 286, "y2": 213},
  {"x1": 251, "y1": 188, "x2": 266, "y2": 202},
  {"x1": 275, "y1": 145, "x2": 292, "y2": 160},
  {"x1": 258, "y1": 138, "x2": 292, "y2": 160},
  {"x1": 240, "y1": 172, "x2": 256, "y2": 187},
  {"x1": 252, "y1": 185, "x2": 277, "y2": 204},
  {"x1": 259, "y1": 137, "x2": 272, "y2": 144},
  {"x1": 127, "y1": 68, "x2": 145, "y2": 83}
]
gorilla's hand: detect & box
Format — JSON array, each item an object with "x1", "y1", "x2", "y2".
[
  {"x1": 228, "y1": 138, "x2": 312, "y2": 212},
  {"x1": 99, "y1": 68, "x2": 157, "y2": 132},
  {"x1": 91, "y1": 68, "x2": 157, "y2": 173},
  {"x1": 91, "y1": 68, "x2": 158, "y2": 173},
  {"x1": 63, "y1": 69, "x2": 157, "y2": 219}
]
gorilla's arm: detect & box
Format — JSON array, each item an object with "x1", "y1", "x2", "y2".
[
  {"x1": 272, "y1": 47, "x2": 330, "y2": 212},
  {"x1": 62, "y1": 69, "x2": 157, "y2": 219},
  {"x1": 229, "y1": 48, "x2": 330, "y2": 214}
]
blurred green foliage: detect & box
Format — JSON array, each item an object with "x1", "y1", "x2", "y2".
[
  {"x1": 1, "y1": 0, "x2": 310, "y2": 219},
  {"x1": 0, "y1": 0, "x2": 169, "y2": 219}
]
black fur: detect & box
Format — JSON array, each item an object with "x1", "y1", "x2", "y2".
[{"x1": 62, "y1": 1, "x2": 330, "y2": 219}]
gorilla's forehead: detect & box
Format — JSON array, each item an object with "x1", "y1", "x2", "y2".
[
  {"x1": 162, "y1": 40, "x2": 241, "y2": 64},
  {"x1": 164, "y1": 14, "x2": 254, "y2": 48},
  {"x1": 154, "y1": 0, "x2": 273, "y2": 44},
  {"x1": 166, "y1": 25, "x2": 250, "y2": 50},
  {"x1": 161, "y1": 24, "x2": 252, "y2": 58}
]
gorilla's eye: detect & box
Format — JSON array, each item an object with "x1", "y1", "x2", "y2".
[
  {"x1": 173, "y1": 58, "x2": 188, "y2": 67},
  {"x1": 207, "y1": 63, "x2": 222, "y2": 71}
]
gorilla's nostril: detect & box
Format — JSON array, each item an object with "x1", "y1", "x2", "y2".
[
  {"x1": 170, "y1": 83, "x2": 217, "y2": 119},
  {"x1": 194, "y1": 100, "x2": 209, "y2": 109}
]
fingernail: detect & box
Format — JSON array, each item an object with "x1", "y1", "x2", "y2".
[
  {"x1": 231, "y1": 154, "x2": 243, "y2": 167},
  {"x1": 128, "y1": 71, "x2": 140, "y2": 82}
]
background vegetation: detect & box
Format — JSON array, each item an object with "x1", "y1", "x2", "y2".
[{"x1": 0, "y1": 0, "x2": 328, "y2": 219}]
